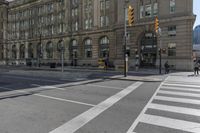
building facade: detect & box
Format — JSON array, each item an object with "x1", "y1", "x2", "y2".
[
  {"x1": 194, "y1": 25, "x2": 200, "y2": 45},
  {"x1": 0, "y1": 0, "x2": 8, "y2": 64},
  {"x1": 0, "y1": 0, "x2": 196, "y2": 70}
]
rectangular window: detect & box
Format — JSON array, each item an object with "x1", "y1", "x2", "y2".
[
  {"x1": 170, "y1": 0, "x2": 175, "y2": 14},
  {"x1": 106, "y1": 0, "x2": 110, "y2": 9},
  {"x1": 100, "y1": 16, "x2": 104, "y2": 27},
  {"x1": 105, "y1": 16, "x2": 109, "y2": 26},
  {"x1": 75, "y1": 21, "x2": 78, "y2": 31},
  {"x1": 100, "y1": 0, "x2": 105, "y2": 11},
  {"x1": 85, "y1": 49, "x2": 92, "y2": 58},
  {"x1": 168, "y1": 43, "x2": 176, "y2": 56},
  {"x1": 153, "y1": 3, "x2": 158, "y2": 16},
  {"x1": 140, "y1": 6, "x2": 144, "y2": 19},
  {"x1": 85, "y1": 19, "x2": 89, "y2": 29},
  {"x1": 145, "y1": 4, "x2": 152, "y2": 17},
  {"x1": 168, "y1": 25, "x2": 176, "y2": 36}
]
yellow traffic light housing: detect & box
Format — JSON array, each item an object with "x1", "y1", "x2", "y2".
[
  {"x1": 154, "y1": 16, "x2": 159, "y2": 33},
  {"x1": 128, "y1": 5, "x2": 134, "y2": 26}
]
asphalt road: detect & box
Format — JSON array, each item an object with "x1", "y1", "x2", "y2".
[
  {"x1": 0, "y1": 70, "x2": 161, "y2": 133},
  {"x1": 2, "y1": 70, "x2": 200, "y2": 133}
]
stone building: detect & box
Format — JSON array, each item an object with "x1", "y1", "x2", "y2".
[
  {"x1": 194, "y1": 25, "x2": 200, "y2": 45},
  {"x1": 0, "y1": 0, "x2": 196, "y2": 70},
  {"x1": 0, "y1": 0, "x2": 8, "y2": 64}
]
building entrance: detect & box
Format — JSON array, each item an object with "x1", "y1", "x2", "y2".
[{"x1": 140, "y1": 33, "x2": 157, "y2": 67}]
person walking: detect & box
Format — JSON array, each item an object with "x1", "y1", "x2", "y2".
[
  {"x1": 104, "y1": 57, "x2": 109, "y2": 70},
  {"x1": 194, "y1": 60, "x2": 199, "y2": 76},
  {"x1": 164, "y1": 61, "x2": 170, "y2": 74}
]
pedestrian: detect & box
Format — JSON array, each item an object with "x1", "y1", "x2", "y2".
[
  {"x1": 194, "y1": 60, "x2": 199, "y2": 76},
  {"x1": 164, "y1": 61, "x2": 170, "y2": 74},
  {"x1": 104, "y1": 57, "x2": 109, "y2": 70}
]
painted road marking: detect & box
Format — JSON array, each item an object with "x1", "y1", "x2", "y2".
[
  {"x1": 35, "y1": 94, "x2": 95, "y2": 107},
  {"x1": 127, "y1": 76, "x2": 200, "y2": 133},
  {"x1": 154, "y1": 95, "x2": 200, "y2": 105},
  {"x1": 158, "y1": 90, "x2": 200, "y2": 98},
  {"x1": 3, "y1": 75, "x2": 64, "y2": 83},
  {"x1": 31, "y1": 79, "x2": 104, "y2": 91},
  {"x1": 164, "y1": 81, "x2": 200, "y2": 86},
  {"x1": 31, "y1": 84, "x2": 65, "y2": 90},
  {"x1": 49, "y1": 82, "x2": 143, "y2": 133},
  {"x1": 149, "y1": 103, "x2": 200, "y2": 117},
  {"x1": 140, "y1": 114, "x2": 200, "y2": 133},
  {"x1": 54, "y1": 79, "x2": 104, "y2": 88},
  {"x1": 126, "y1": 76, "x2": 169, "y2": 133},
  {"x1": 0, "y1": 86, "x2": 95, "y2": 107},
  {"x1": 87, "y1": 84, "x2": 124, "y2": 90},
  {"x1": 163, "y1": 83, "x2": 200, "y2": 88},
  {"x1": 161, "y1": 86, "x2": 200, "y2": 92}
]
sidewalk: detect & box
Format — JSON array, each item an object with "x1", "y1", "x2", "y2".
[
  {"x1": 0, "y1": 65, "x2": 168, "y2": 82},
  {"x1": 0, "y1": 65, "x2": 162, "y2": 75}
]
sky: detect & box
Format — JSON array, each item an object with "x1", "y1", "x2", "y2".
[
  {"x1": 193, "y1": 0, "x2": 200, "y2": 28},
  {"x1": 5, "y1": 0, "x2": 200, "y2": 28}
]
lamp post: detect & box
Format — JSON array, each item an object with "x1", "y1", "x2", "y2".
[
  {"x1": 124, "y1": 0, "x2": 129, "y2": 77},
  {"x1": 59, "y1": 3, "x2": 64, "y2": 72},
  {"x1": 37, "y1": 33, "x2": 42, "y2": 67},
  {"x1": 60, "y1": 41, "x2": 64, "y2": 72}
]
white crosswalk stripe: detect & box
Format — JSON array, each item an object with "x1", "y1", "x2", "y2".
[
  {"x1": 127, "y1": 75, "x2": 200, "y2": 133},
  {"x1": 158, "y1": 90, "x2": 200, "y2": 98},
  {"x1": 148, "y1": 103, "x2": 200, "y2": 117},
  {"x1": 161, "y1": 86, "x2": 200, "y2": 92},
  {"x1": 154, "y1": 95, "x2": 200, "y2": 105},
  {"x1": 140, "y1": 114, "x2": 200, "y2": 133}
]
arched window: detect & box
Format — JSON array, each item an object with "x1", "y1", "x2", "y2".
[
  {"x1": 69, "y1": 39, "x2": 78, "y2": 59},
  {"x1": 84, "y1": 38, "x2": 92, "y2": 58},
  {"x1": 12, "y1": 45, "x2": 17, "y2": 59},
  {"x1": 37, "y1": 43, "x2": 42, "y2": 58},
  {"x1": 20, "y1": 44, "x2": 25, "y2": 59},
  {"x1": 28, "y1": 43, "x2": 34, "y2": 58},
  {"x1": 57, "y1": 40, "x2": 64, "y2": 51},
  {"x1": 46, "y1": 42, "x2": 53, "y2": 59},
  {"x1": 99, "y1": 36, "x2": 109, "y2": 58}
]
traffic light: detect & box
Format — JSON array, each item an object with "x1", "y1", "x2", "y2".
[
  {"x1": 154, "y1": 16, "x2": 159, "y2": 33},
  {"x1": 128, "y1": 5, "x2": 134, "y2": 26}
]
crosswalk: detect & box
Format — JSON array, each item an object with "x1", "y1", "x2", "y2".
[{"x1": 127, "y1": 76, "x2": 200, "y2": 133}]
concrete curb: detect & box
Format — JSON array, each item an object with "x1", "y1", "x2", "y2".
[{"x1": 102, "y1": 76, "x2": 163, "y2": 82}]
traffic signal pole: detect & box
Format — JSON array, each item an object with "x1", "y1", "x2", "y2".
[
  {"x1": 159, "y1": 31, "x2": 162, "y2": 74},
  {"x1": 154, "y1": 16, "x2": 162, "y2": 74},
  {"x1": 124, "y1": 5, "x2": 127, "y2": 77},
  {"x1": 159, "y1": 47, "x2": 162, "y2": 74}
]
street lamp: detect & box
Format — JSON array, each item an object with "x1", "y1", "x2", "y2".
[
  {"x1": 58, "y1": 2, "x2": 65, "y2": 72},
  {"x1": 37, "y1": 33, "x2": 42, "y2": 67},
  {"x1": 59, "y1": 41, "x2": 64, "y2": 72}
]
